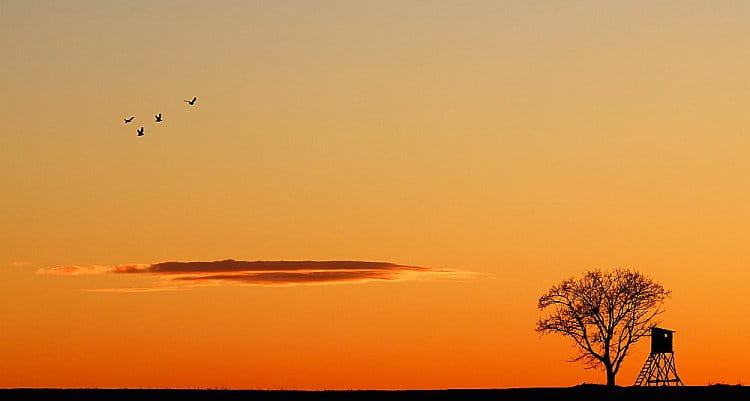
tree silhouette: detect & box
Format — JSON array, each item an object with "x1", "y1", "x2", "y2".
[{"x1": 536, "y1": 269, "x2": 670, "y2": 386}]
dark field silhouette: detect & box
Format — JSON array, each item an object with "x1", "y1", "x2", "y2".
[{"x1": 2, "y1": 385, "x2": 748, "y2": 401}]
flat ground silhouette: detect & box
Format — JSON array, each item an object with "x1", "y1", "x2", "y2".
[{"x1": 1, "y1": 385, "x2": 748, "y2": 401}]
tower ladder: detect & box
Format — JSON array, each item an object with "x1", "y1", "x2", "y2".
[{"x1": 634, "y1": 353, "x2": 655, "y2": 386}]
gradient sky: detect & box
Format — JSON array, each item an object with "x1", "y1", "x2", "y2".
[{"x1": 2, "y1": 0, "x2": 750, "y2": 389}]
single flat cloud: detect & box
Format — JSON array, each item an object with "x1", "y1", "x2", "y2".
[{"x1": 36, "y1": 259, "x2": 480, "y2": 292}]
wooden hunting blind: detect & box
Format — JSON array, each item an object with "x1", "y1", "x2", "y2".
[
  {"x1": 634, "y1": 327, "x2": 684, "y2": 386},
  {"x1": 651, "y1": 327, "x2": 674, "y2": 354}
]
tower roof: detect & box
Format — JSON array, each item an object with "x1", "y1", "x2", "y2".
[{"x1": 652, "y1": 327, "x2": 675, "y2": 333}]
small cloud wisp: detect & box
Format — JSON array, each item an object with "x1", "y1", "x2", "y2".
[{"x1": 36, "y1": 259, "x2": 479, "y2": 292}]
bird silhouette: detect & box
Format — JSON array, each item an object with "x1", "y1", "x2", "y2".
[
  {"x1": 124, "y1": 116, "x2": 135, "y2": 123},
  {"x1": 154, "y1": 113, "x2": 163, "y2": 122},
  {"x1": 184, "y1": 97, "x2": 197, "y2": 105},
  {"x1": 137, "y1": 127, "x2": 144, "y2": 136}
]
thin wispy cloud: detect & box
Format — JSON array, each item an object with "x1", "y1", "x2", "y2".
[
  {"x1": 37, "y1": 264, "x2": 148, "y2": 276},
  {"x1": 36, "y1": 259, "x2": 481, "y2": 292}
]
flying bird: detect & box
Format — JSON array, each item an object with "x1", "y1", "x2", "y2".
[
  {"x1": 124, "y1": 116, "x2": 135, "y2": 123},
  {"x1": 154, "y1": 113, "x2": 163, "y2": 122},
  {"x1": 184, "y1": 97, "x2": 197, "y2": 105},
  {"x1": 137, "y1": 127, "x2": 144, "y2": 136}
]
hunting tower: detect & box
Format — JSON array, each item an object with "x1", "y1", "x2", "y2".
[{"x1": 634, "y1": 327, "x2": 684, "y2": 386}]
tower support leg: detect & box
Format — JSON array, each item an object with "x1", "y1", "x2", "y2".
[{"x1": 634, "y1": 352, "x2": 683, "y2": 386}]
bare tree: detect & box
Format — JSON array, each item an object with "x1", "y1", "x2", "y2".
[{"x1": 536, "y1": 269, "x2": 670, "y2": 386}]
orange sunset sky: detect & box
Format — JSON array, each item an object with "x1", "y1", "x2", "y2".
[{"x1": 2, "y1": 0, "x2": 749, "y2": 389}]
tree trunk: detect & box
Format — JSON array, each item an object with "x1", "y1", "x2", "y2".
[{"x1": 605, "y1": 365, "x2": 616, "y2": 387}]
